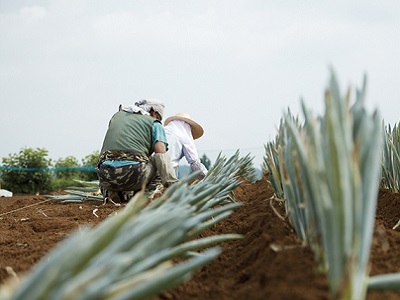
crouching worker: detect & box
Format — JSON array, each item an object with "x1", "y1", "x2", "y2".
[
  {"x1": 97, "y1": 99, "x2": 178, "y2": 202},
  {"x1": 164, "y1": 112, "x2": 208, "y2": 180}
]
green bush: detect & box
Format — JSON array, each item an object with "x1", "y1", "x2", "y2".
[
  {"x1": 54, "y1": 156, "x2": 80, "y2": 180},
  {"x1": 80, "y1": 151, "x2": 100, "y2": 181},
  {"x1": 51, "y1": 178, "x2": 78, "y2": 192},
  {"x1": 1, "y1": 148, "x2": 53, "y2": 194},
  {"x1": 51, "y1": 156, "x2": 81, "y2": 191}
]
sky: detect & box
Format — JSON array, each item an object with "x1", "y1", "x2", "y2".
[{"x1": 1, "y1": 1, "x2": 399, "y2": 168}]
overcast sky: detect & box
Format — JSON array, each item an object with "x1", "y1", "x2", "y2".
[{"x1": 1, "y1": 1, "x2": 399, "y2": 168}]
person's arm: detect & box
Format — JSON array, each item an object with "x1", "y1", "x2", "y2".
[
  {"x1": 151, "y1": 121, "x2": 178, "y2": 186},
  {"x1": 154, "y1": 141, "x2": 166, "y2": 153},
  {"x1": 151, "y1": 122, "x2": 168, "y2": 154},
  {"x1": 182, "y1": 140, "x2": 208, "y2": 180}
]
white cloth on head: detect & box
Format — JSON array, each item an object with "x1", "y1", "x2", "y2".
[
  {"x1": 139, "y1": 99, "x2": 165, "y2": 119},
  {"x1": 164, "y1": 119, "x2": 208, "y2": 179},
  {"x1": 119, "y1": 99, "x2": 165, "y2": 119},
  {"x1": 119, "y1": 104, "x2": 150, "y2": 116}
]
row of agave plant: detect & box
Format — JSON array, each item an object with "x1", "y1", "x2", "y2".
[
  {"x1": 381, "y1": 122, "x2": 400, "y2": 192},
  {"x1": 0, "y1": 151, "x2": 258, "y2": 300},
  {"x1": 263, "y1": 70, "x2": 400, "y2": 299}
]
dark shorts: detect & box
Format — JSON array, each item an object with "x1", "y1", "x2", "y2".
[
  {"x1": 96, "y1": 150, "x2": 156, "y2": 195},
  {"x1": 97, "y1": 162, "x2": 146, "y2": 192}
]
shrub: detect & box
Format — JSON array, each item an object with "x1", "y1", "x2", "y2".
[
  {"x1": 80, "y1": 151, "x2": 99, "y2": 181},
  {"x1": 52, "y1": 156, "x2": 81, "y2": 191},
  {"x1": 54, "y1": 156, "x2": 80, "y2": 180},
  {"x1": 1, "y1": 148, "x2": 53, "y2": 194}
]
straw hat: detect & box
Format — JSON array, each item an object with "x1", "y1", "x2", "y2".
[{"x1": 164, "y1": 112, "x2": 204, "y2": 139}]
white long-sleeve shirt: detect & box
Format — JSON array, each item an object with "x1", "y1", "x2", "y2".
[{"x1": 164, "y1": 120, "x2": 208, "y2": 179}]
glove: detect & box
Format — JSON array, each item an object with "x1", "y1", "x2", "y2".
[{"x1": 190, "y1": 161, "x2": 208, "y2": 180}]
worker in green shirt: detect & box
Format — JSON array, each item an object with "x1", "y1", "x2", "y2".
[{"x1": 97, "y1": 99, "x2": 178, "y2": 202}]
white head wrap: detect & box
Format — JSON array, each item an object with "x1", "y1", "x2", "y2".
[{"x1": 119, "y1": 99, "x2": 165, "y2": 120}]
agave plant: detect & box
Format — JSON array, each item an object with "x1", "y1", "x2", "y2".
[
  {"x1": 381, "y1": 122, "x2": 400, "y2": 192},
  {"x1": 276, "y1": 71, "x2": 383, "y2": 299},
  {"x1": 0, "y1": 151, "x2": 256, "y2": 300},
  {"x1": 263, "y1": 129, "x2": 284, "y2": 199},
  {"x1": 45, "y1": 179, "x2": 104, "y2": 203}
]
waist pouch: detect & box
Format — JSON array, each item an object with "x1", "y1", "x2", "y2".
[
  {"x1": 97, "y1": 150, "x2": 155, "y2": 192},
  {"x1": 97, "y1": 150, "x2": 148, "y2": 167}
]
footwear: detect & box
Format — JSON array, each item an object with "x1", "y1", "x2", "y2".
[{"x1": 108, "y1": 191, "x2": 124, "y2": 203}]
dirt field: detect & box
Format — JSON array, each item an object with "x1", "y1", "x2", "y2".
[{"x1": 1, "y1": 177, "x2": 400, "y2": 299}]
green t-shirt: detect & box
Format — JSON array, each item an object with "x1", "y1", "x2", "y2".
[
  {"x1": 152, "y1": 122, "x2": 168, "y2": 152},
  {"x1": 100, "y1": 111, "x2": 168, "y2": 157}
]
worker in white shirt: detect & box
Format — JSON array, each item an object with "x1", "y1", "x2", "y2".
[{"x1": 164, "y1": 112, "x2": 208, "y2": 180}]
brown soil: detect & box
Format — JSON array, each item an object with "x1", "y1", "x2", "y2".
[{"x1": 1, "y1": 177, "x2": 400, "y2": 299}]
